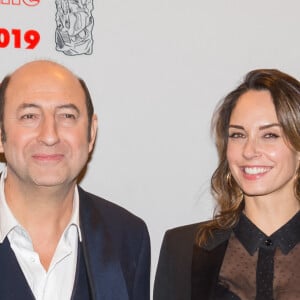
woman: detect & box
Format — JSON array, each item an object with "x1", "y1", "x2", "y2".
[{"x1": 154, "y1": 69, "x2": 300, "y2": 300}]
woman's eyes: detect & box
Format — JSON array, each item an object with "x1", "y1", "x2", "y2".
[
  {"x1": 228, "y1": 132, "x2": 245, "y2": 139},
  {"x1": 263, "y1": 133, "x2": 279, "y2": 139},
  {"x1": 228, "y1": 132, "x2": 280, "y2": 139}
]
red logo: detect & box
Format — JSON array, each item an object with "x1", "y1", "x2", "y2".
[{"x1": 0, "y1": 0, "x2": 40, "y2": 6}]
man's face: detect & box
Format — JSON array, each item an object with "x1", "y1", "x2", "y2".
[{"x1": 0, "y1": 62, "x2": 97, "y2": 189}]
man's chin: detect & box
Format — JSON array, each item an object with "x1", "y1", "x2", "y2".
[{"x1": 31, "y1": 177, "x2": 66, "y2": 188}]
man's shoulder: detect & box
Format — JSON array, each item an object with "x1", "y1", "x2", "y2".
[{"x1": 78, "y1": 186, "x2": 147, "y2": 229}]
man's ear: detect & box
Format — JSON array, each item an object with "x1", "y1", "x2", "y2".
[
  {"x1": 88, "y1": 114, "x2": 98, "y2": 153},
  {"x1": 0, "y1": 128, "x2": 4, "y2": 153}
]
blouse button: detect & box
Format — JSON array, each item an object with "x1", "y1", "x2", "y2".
[{"x1": 264, "y1": 239, "x2": 273, "y2": 246}]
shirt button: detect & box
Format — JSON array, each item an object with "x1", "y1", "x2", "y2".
[{"x1": 264, "y1": 239, "x2": 273, "y2": 247}]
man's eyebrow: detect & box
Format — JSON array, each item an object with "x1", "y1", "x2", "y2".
[
  {"x1": 228, "y1": 123, "x2": 281, "y2": 130},
  {"x1": 56, "y1": 104, "x2": 80, "y2": 114},
  {"x1": 17, "y1": 103, "x2": 80, "y2": 114},
  {"x1": 17, "y1": 103, "x2": 40, "y2": 110}
]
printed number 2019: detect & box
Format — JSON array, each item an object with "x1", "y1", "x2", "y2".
[{"x1": 0, "y1": 28, "x2": 40, "y2": 49}]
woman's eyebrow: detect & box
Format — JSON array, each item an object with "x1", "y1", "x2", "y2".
[
  {"x1": 258, "y1": 123, "x2": 281, "y2": 130},
  {"x1": 228, "y1": 125, "x2": 244, "y2": 129},
  {"x1": 228, "y1": 123, "x2": 281, "y2": 130}
]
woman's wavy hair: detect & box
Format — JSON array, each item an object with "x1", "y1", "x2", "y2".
[{"x1": 197, "y1": 69, "x2": 300, "y2": 246}]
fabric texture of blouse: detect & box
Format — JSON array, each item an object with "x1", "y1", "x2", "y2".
[{"x1": 217, "y1": 211, "x2": 300, "y2": 300}]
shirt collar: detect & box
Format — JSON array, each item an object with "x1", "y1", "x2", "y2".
[
  {"x1": 0, "y1": 165, "x2": 82, "y2": 243},
  {"x1": 0, "y1": 167, "x2": 18, "y2": 242},
  {"x1": 70, "y1": 185, "x2": 82, "y2": 241},
  {"x1": 234, "y1": 211, "x2": 300, "y2": 255}
]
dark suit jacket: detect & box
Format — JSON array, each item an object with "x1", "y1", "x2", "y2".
[
  {"x1": 78, "y1": 186, "x2": 150, "y2": 300},
  {"x1": 153, "y1": 222, "x2": 232, "y2": 300}
]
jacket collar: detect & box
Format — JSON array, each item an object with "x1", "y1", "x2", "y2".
[{"x1": 78, "y1": 187, "x2": 129, "y2": 300}]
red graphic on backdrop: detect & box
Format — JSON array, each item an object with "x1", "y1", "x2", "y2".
[
  {"x1": 0, "y1": 28, "x2": 40, "y2": 49},
  {"x1": 0, "y1": 0, "x2": 41, "y2": 49},
  {"x1": 0, "y1": 0, "x2": 40, "y2": 6}
]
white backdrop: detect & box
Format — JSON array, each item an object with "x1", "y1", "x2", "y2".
[{"x1": 1, "y1": 0, "x2": 300, "y2": 289}]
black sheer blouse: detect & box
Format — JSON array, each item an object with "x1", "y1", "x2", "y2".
[{"x1": 216, "y1": 211, "x2": 300, "y2": 300}]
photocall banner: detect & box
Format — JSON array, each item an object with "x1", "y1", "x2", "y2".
[{"x1": 1, "y1": 1, "x2": 300, "y2": 288}]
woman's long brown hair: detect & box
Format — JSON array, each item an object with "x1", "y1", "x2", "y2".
[{"x1": 197, "y1": 69, "x2": 300, "y2": 246}]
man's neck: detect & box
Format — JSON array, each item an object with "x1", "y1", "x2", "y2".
[{"x1": 3, "y1": 176, "x2": 76, "y2": 270}]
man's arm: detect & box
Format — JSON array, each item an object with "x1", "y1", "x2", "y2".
[{"x1": 132, "y1": 223, "x2": 151, "y2": 300}]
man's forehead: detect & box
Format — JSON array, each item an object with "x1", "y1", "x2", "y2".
[
  {"x1": 4, "y1": 83, "x2": 86, "y2": 117},
  {"x1": 8, "y1": 61, "x2": 79, "y2": 90},
  {"x1": 10, "y1": 68, "x2": 77, "y2": 87},
  {"x1": 7, "y1": 68, "x2": 84, "y2": 99},
  {"x1": 10, "y1": 60, "x2": 74, "y2": 78}
]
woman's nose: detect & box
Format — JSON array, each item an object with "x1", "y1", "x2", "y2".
[{"x1": 242, "y1": 137, "x2": 261, "y2": 159}]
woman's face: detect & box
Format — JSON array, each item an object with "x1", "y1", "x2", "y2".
[{"x1": 226, "y1": 89, "x2": 300, "y2": 200}]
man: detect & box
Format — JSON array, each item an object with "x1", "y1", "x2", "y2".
[{"x1": 0, "y1": 60, "x2": 150, "y2": 300}]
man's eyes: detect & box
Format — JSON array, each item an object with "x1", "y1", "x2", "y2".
[
  {"x1": 20, "y1": 113, "x2": 39, "y2": 120},
  {"x1": 19, "y1": 113, "x2": 78, "y2": 120},
  {"x1": 61, "y1": 113, "x2": 77, "y2": 119}
]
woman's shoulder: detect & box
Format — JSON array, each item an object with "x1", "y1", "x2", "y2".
[
  {"x1": 165, "y1": 222, "x2": 201, "y2": 238},
  {"x1": 164, "y1": 220, "x2": 212, "y2": 238},
  {"x1": 154, "y1": 221, "x2": 217, "y2": 300},
  {"x1": 163, "y1": 220, "x2": 232, "y2": 251},
  {"x1": 161, "y1": 221, "x2": 209, "y2": 250}
]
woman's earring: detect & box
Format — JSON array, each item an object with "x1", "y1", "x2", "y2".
[{"x1": 226, "y1": 171, "x2": 233, "y2": 187}]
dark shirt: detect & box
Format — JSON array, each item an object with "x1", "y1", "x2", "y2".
[{"x1": 216, "y1": 211, "x2": 300, "y2": 300}]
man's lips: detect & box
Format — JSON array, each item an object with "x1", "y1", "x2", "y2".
[{"x1": 32, "y1": 154, "x2": 64, "y2": 161}]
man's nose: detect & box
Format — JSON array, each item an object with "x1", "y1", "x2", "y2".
[{"x1": 37, "y1": 116, "x2": 59, "y2": 146}]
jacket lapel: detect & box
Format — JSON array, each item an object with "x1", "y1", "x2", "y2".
[
  {"x1": 0, "y1": 238, "x2": 35, "y2": 300},
  {"x1": 79, "y1": 188, "x2": 129, "y2": 300},
  {"x1": 191, "y1": 230, "x2": 230, "y2": 300}
]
